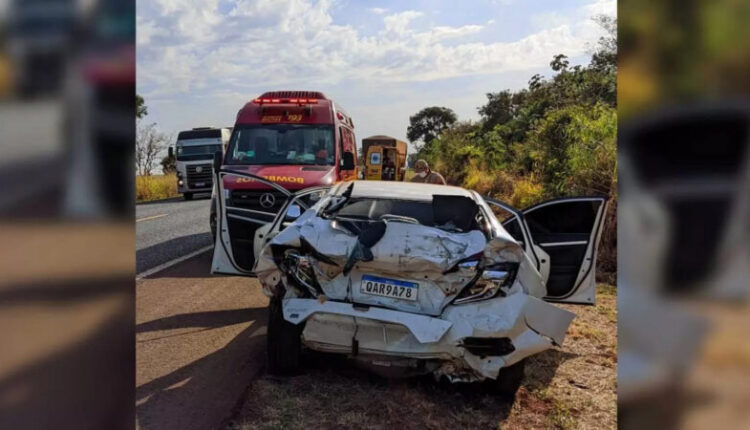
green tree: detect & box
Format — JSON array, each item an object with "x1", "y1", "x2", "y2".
[
  {"x1": 136, "y1": 94, "x2": 148, "y2": 119},
  {"x1": 526, "y1": 103, "x2": 616, "y2": 196},
  {"x1": 590, "y1": 15, "x2": 617, "y2": 73},
  {"x1": 412, "y1": 14, "x2": 618, "y2": 277},
  {"x1": 477, "y1": 90, "x2": 528, "y2": 133},
  {"x1": 160, "y1": 153, "x2": 176, "y2": 174},
  {"x1": 550, "y1": 54, "x2": 570, "y2": 72},
  {"x1": 406, "y1": 106, "x2": 457, "y2": 150}
]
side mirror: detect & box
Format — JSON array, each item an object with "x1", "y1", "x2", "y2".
[
  {"x1": 168, "y1": 147, "x2": 174, "y2": 158},
  {"x1": 285, "y1": 204, "x2": 301, "y2": 220},
  {"x1": 342, "y1": 151, "x2": 355, "y2": 170},
  {"x1": 213, "y1": 151, "x2": 222, "y2": 174}
]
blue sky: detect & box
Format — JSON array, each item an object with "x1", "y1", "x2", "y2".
[{"x1": 137, "y1": 0, "x2": 615, "y2": 149}]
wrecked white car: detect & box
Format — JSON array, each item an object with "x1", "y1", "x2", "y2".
[{"x1": 212, "y1": 170, "x2": 607, "y2": 397}]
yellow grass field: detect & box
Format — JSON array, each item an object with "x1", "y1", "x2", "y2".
[{"x1": 136, "y1": 174, "x2": 179, "y2": 202}]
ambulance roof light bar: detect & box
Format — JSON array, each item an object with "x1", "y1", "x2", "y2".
[{"x1": 252, "y1": 98, "x2": 318, "y2": 105}]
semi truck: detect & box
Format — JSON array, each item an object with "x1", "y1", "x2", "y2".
[
  {"x1": 362, "y1": 135, "x2": 407, "y2": 181},
  {"x1": 210, "y1": 90, "x2": 358, "y2": 270},
  {"x1": 170, "y1": 127, "x2": 231, "y2": 200}
]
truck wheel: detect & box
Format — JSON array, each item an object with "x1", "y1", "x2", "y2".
[
  {"x1": 183, "y1": 192, "x2": 193, "y2": 200},
  {"x1": 266, "y1": 296, "x2": 303, "y2": 375},
  {"x1": 495, "y1": 359, "x2": 525, "y2": 401}
]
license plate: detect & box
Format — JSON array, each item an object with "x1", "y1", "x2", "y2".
[
  {"x1": 360, "y1": 275, "x2": 418, "y2": 301},
  {"x1": 195, "y1": 182, "x2": 205, "y2": 187}
]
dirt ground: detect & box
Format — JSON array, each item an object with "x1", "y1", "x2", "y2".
[{"x1": 227, "y1": 284, "x2": 617, "y2": 430}]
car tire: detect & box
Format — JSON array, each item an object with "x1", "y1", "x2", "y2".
[
  {"x1": 266, "y1": 295, "x2": 303, "y2": 375},
  {"x1": 495, "y1": 358, "x2": 525, "y2": 400},
  {"x1": 183, "y1": 192, "x2": 193, "y2": 200}
]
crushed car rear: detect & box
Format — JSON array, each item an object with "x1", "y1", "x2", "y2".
[{"x1": 253, "y1": 182, "x2": 575, "y2": 394}]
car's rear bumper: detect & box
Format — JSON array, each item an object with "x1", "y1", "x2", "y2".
[{"x1": 282, "y1": 291, "x2": 575, "y2": 381}]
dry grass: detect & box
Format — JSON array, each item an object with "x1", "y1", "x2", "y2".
[
  {"x1": 136, "y1": 174, "x2": 179, "y2": 202},
  {"x1": 228, "y1": 284, "x2": 617, "y2": 430}
]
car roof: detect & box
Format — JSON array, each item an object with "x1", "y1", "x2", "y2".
[{"x1": 335, "y1": 180, "x2": 476, "y2": 201}]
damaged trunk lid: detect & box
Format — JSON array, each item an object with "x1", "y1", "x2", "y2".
[
  {"x1": 257, "y1": 192, "x2": 527, "y2": 316},
  {"x1": 346, "y1": 222, "x2": 488, "y2": 315}
]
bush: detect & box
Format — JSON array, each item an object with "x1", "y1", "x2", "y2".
[
  {"x1": 463, "y1": 161, "x2": 497, "y2": 195},
  {"x1": 508, "y1": 177, "x2": 545, "y2": 208},
  {"x1": 414, "y1": 105, "x2": 616, "y2": 281},
  {"x1": 526, "y1": 103, "x2": 617, "y2": 197},
  {"x1": 136, "y1": 174, "x2": 179, "y2": 202}
]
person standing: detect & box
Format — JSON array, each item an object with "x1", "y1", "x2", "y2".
[{"x1": 410, "y1": 159, "x2": 446, "y2": 185}]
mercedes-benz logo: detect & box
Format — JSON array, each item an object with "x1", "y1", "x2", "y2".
[
  {"x1": 259, "y1": 193, "x2": 275, "y2": 208},
  {"x1": 195, "y1": 166, "x2": 203, "y2": 173}
]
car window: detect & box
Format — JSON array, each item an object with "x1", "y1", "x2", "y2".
[
  {"x1": 331, "y1": 197, "x2": 487, "y2": 233},
  {"x1": 336, "y1": 198, "x2": 434, "y2": 225},
  {"x1": 502, "y1": 218, "x2": 525, "y2": 243},
  {"x1": 525, "y1": 200, "x2": 601, "y2": 236}
]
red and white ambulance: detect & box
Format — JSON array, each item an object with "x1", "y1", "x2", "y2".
[{"x1": 211, "y1": 91, "x2": 358, "y2": 271}]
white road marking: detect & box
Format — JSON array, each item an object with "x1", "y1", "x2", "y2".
[
  {"x1": 136, "y1": 213, "x2": 168, "y2": 223},
  {"x1": 136, "y1": 244, "x2": 214, "y2": 280}
]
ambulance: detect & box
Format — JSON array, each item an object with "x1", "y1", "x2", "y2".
[{"x1": 211, "y1": 91, "x2": 358, "y2": 270}]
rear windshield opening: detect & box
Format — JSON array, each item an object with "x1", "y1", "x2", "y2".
[
  {"x1": 336, "y1": 199, "x2": 434, "y2": 225},
  {"x1": 330, "y1": 195, "x2": 481, "y2": 232}
]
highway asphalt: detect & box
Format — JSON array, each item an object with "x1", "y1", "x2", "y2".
[
  {"x1": 136, "y1": 194, "x2": 214, "y2": 274},
  {"x1": 135, "y1": 195, "x2": 269, "y2": 430},
  {"x1": 136, "y1": 251, "x2": 267, "y2": 430}
]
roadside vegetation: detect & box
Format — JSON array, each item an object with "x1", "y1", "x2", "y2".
[
  {"x1": 136, "y1": 174, "x2": 179, "y2": 202},
  {"x1": 408, "y1": 16, "x2": 617, "y2": 281},
  {"x1": 135, "y1": 94, "x2": 180, "y2": 202},
  {"x1": 228, "y1": 284, "x2": 616, "y2": 430}
]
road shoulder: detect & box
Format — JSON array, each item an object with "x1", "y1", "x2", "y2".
[{"x1": 136, "y1": 252, "x2": 268, "y2": 430}]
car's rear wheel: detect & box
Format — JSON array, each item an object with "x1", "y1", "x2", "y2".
[
  {"x1": 183, "y1": 192, "x2": 193, "y2": 200},
  {"x1": 495, "y1": 358, "x2": 525, "y2": 400},
  {"x1": 267, "y1": 295, "x2": 303, "y2": 375}
]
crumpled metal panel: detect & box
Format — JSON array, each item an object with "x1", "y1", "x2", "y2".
[{"x1": 255, "y1": 215, "x2": 533, "y2": 307}]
